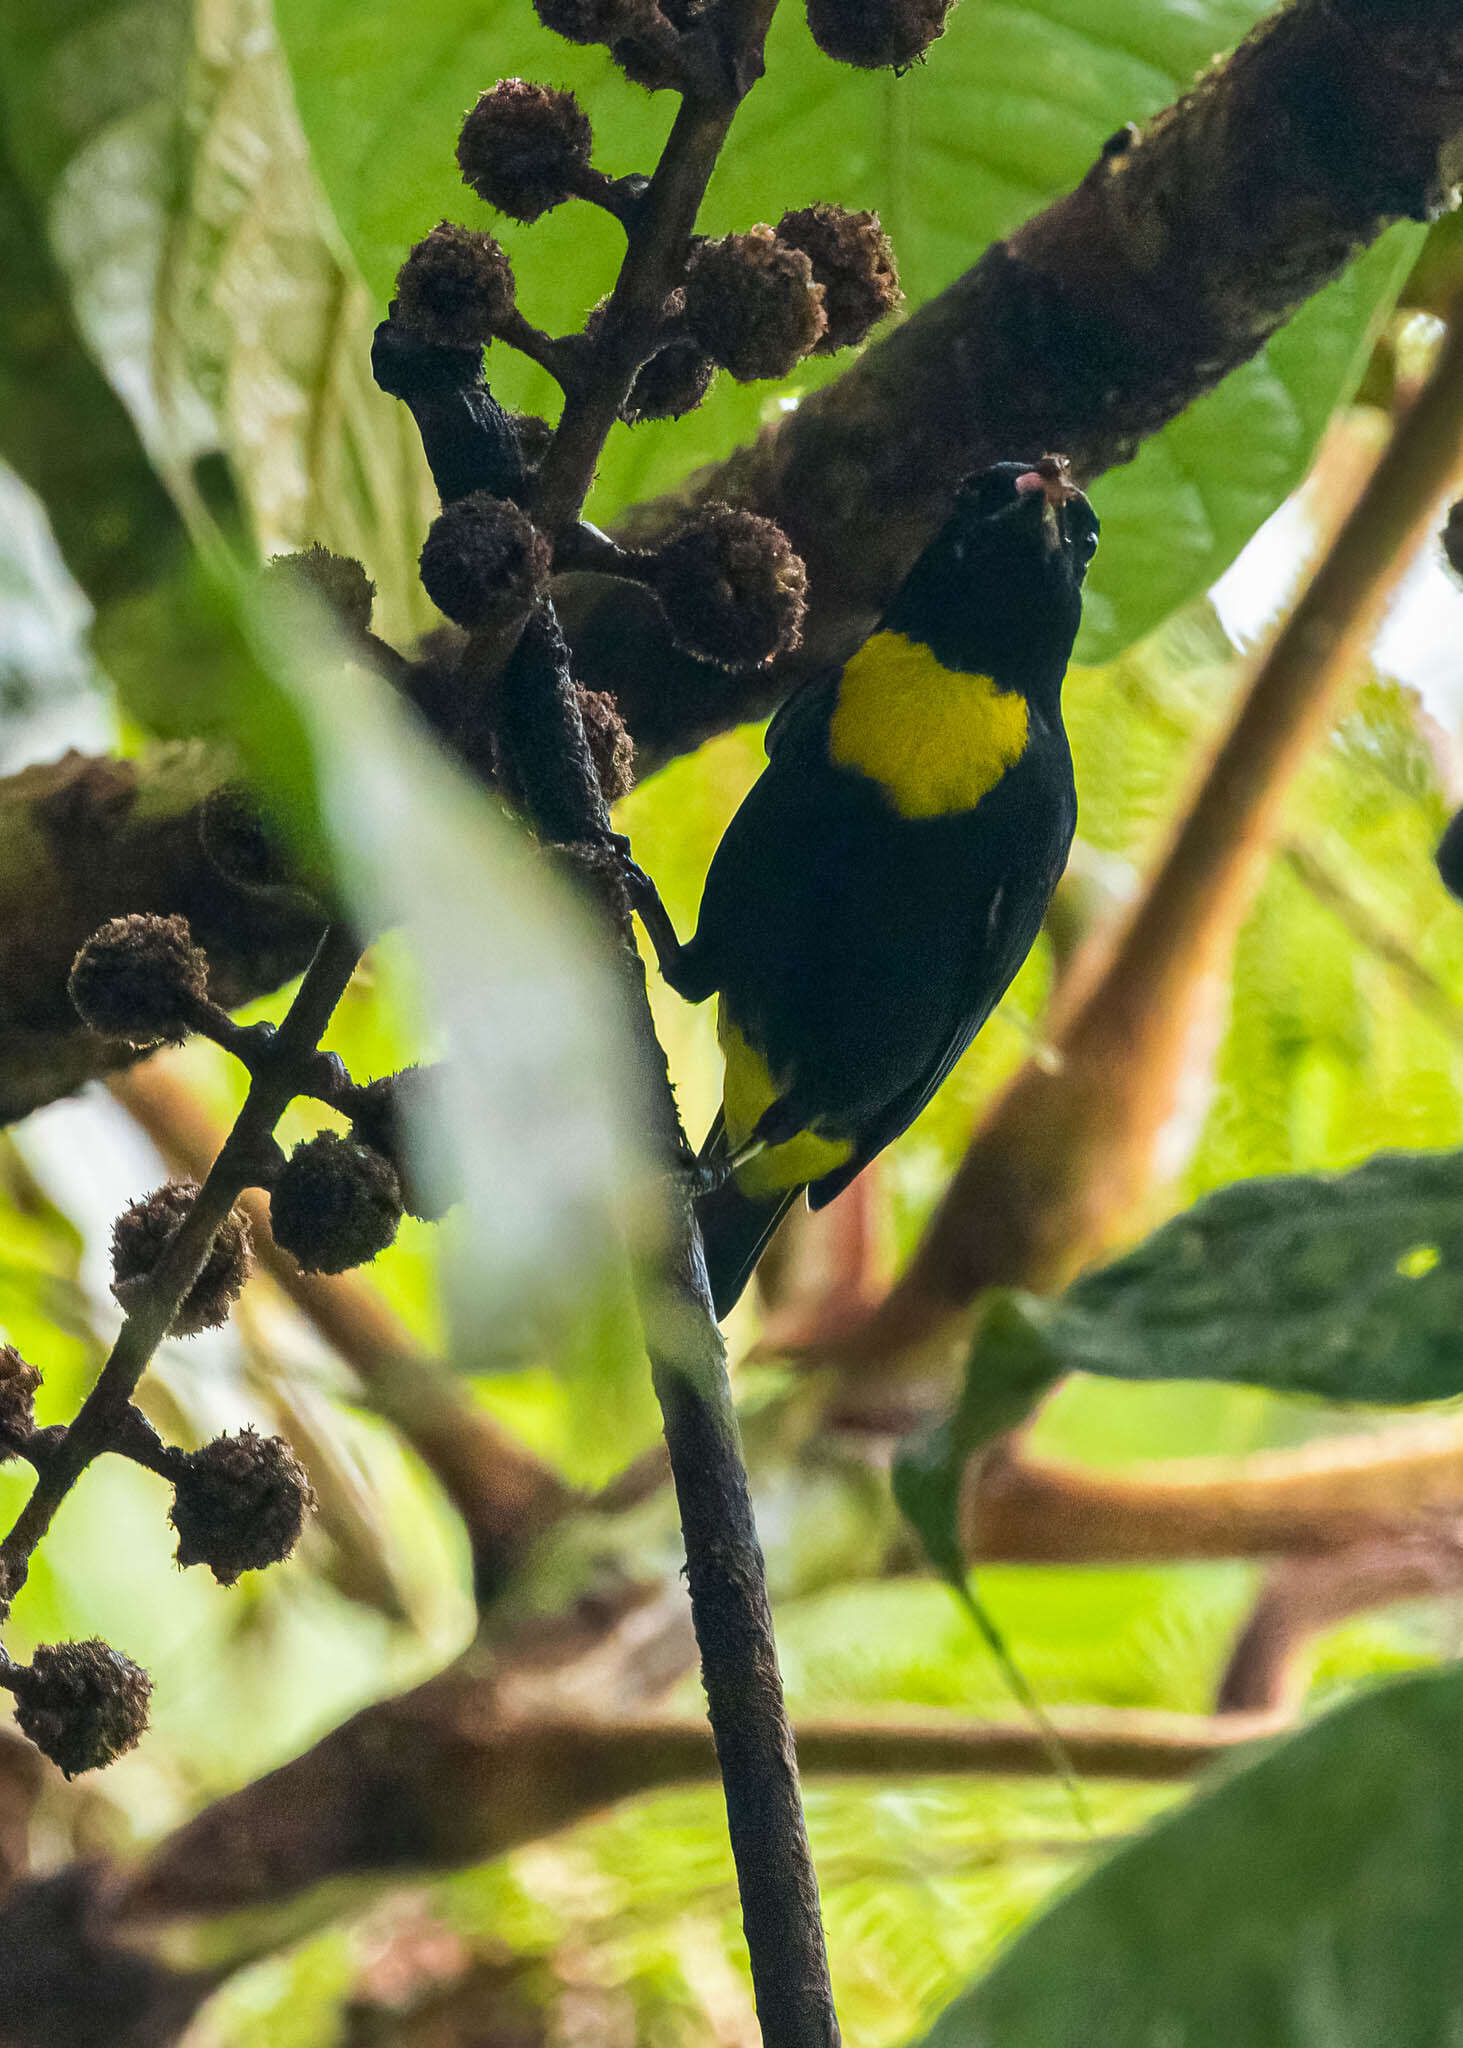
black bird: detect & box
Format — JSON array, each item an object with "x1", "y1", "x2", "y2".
[{"x1": 648, "y1": 457, "x2": 1098, "y2": 1318}]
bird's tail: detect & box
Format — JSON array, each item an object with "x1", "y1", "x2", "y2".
[{"x1": 694, "y1": 1111, "x2": 798, "y2": 1320}]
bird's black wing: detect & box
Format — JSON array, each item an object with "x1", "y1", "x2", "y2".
[{"x1": 804, "y1": 845, "x2": 1053, "y2": 1210}]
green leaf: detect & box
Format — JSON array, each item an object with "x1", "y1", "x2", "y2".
[
  {"x1": 0, "y1": 132, "x2": 183, "y2": 611},
  {"x1": 1040, "y1": 1148, "x2": 1463, "y2": 1406},
  {"x1": 275, "y1": 0, "x2": 1419, "y2": 658},
  {"x1": 919, "y1": 1662, "x2": 1463, "y2": 2048},
  {"x1": 893, "y1": 1294, "x2": 1063, "y2": 1580},
  {"x1": 0, "y1": 0, "x2": 434, "y2": 635}
]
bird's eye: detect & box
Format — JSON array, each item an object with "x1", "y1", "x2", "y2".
[{"x1": 1075, "y1": 518, "x2": 1099, "y2": 563}]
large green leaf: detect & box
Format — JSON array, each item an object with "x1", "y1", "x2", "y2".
[
  {"x1": 919, "y1": 1662, "x2": 1463, "y2": 2048},
  {"x1": 0, "y1": 0, "x2": 434, "y2": 635},
  {"x1": 1057, "y1": 1148, "x2": 1463, "y2": 1405},
  {"x1": 274, "y1": 0, "x2": 1419, "y2": 660}
]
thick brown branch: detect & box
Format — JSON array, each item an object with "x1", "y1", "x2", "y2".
[
  {"x1": 108, "y1": 1060, "x2": 572, "y2": 1599},
  {"x1": 814, "y1": 291, "x2": 1463, "y2": 1378},
  {"x1": 113, "y1": 1659, "x2": 1272, "y2": 1935},
  {"x1": 963, "y1": 1421, "x2": 1463, "y2": 1565},
  {"x1": 0, "y1": 750, "x2": 325, "y2": 1125},
  {"x1": 0, "y1": 1640, "x2": 1274, "y2": 2048},
  {"x1": 564, "y1": 0, "x2": 1463, "y2": 769}
]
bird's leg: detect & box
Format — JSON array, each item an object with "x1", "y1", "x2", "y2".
[
  {"x1": 611, "y1": 833, "x2": 704, "y2": 995},
  {"x1": 691, "y1": 1133, "x2": 768, "y2": 1196}
]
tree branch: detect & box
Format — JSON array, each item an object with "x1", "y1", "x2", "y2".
[
  {"x1": 962, "y1": 1420, "x2": 1463, "y2": 1565},
  {"x1": 1216, "y1": 1527, "x2": 1463, "y2": 1713},
  {"x1": 0, "y1": 1638, "x2": 1277, "y2": 2048},
  {"x1": 0, "y1": 749, "x2": 325, "y2": 1125}
]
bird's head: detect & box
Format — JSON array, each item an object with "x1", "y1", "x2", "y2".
[{"x1": 885, "y1": 456, "x2": 1099, "y2": 701}]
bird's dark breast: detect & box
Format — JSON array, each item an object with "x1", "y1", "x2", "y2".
[{"x1": 694, "y1": 724, "x2": 1075, "y2": 1135}]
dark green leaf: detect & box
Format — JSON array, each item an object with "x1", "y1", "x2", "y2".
[
  {"x1": 893, "y1": 1294, "x2": 1063, "y2": 1580},
  {"x1": 1048, "y1": 1149, "x2": 1463, "y2": 1405},
  {"x1": 919, "y1": 1663, "x2": 1463, "y2": 2048}
]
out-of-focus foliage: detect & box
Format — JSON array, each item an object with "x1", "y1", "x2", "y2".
[
  {"x1": 922, "y1": 1663, "x2": 1463, "y2": 2048},
  {"x1": 273, "y1": 637, "x2": 663, "y2": 1483},
  {"x1": 273, "y1": 0, "x2": 1421, "y2": 660}
]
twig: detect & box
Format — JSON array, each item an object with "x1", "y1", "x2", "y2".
[
  {"x1": 0, "y1": 926, "x2": 362, "y2": 1609},
  {"x1": 107, "y1": 1060, "x2": 574, "y2": 1601},
  {"x1": 642, "y1": 1224, "x2": 839, "y2": 2048},
  {"x1": 528, "y1": 0, "x2": 780, "y2": 539},
  {"x1": 812, "y1": 292, "x2": 1463, "y2": 1380}
]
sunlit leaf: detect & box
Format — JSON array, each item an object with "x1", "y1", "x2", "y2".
[
  {"x1": 0, "y1": 0, "x2": 434, "y2": 635},
  {"x1": 920, "y1": 1663, "x2": 1463, "y2": 2048}
]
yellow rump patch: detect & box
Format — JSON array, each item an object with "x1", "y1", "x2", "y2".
[
  {"x1": 718, "y1": 1006, "x2": 853, "y2": 1197},
  {"x1": 828, "y1": 631, "x2": 1029, "y2": 819}
]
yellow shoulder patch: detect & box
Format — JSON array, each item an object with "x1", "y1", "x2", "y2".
[
  {"x1": 827, "y1": 631, "x2": 1029, "y2": 819},
  {"x1": 718, "y1": 1006, "x2": 853, "y2": 1198}
]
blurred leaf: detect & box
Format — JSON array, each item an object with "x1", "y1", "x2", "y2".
[
  {"x1": 0, "y1": 0, "x2": 433, "y2": 635},
  {"x1": 0, "y1": 131, "x2": 183, "y2": 609},
  {"x1": 919, "y1": 1663, "x2": 1463, "y2": 2048},
  {"x1": 265, "y1": 623, "x2": 657, "y2": 1407},
  {"x1": 276, "y1": 0, "x2": 1418, "y2": 657}
]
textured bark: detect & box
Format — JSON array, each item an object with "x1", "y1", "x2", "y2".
[
  {"x1": 0, "y1": 749, "x2": 325, "y2": 1125},
  {"x1": 565, "y1": 0, "x2": 1463, "y2": 769}
]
